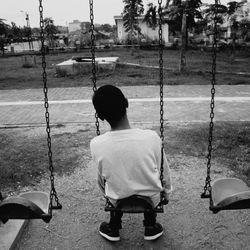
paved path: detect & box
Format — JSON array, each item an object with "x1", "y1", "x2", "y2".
[
  {"x1": 0, "y1": 85, "x2": 249, "y2": 127},
  {"x1": 1, "y1": 85, "x2": 250, "y2": 102},
  {"x1": 1, "y1": 97, "x2": 250, "y2": 106}
]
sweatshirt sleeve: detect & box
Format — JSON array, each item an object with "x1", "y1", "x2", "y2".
[
  {"x1": 90, "y1": 138, "x2": 106, "y2": 194},
  {"x1": 90, "y1": 139, "x2": 96, "y2": 160},
  {"x1": 154, "y1": 132, "x2": 172, "y2": 195},
  {"x1": 162, "y1": 151, "x2": 172, "y2": 193}
]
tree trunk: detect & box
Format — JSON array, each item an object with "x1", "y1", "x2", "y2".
[
  {"x1": 230, "y1": 28, "x2": 236, "y2": 61},
  {"x1": 179, "y1": 11, "x2": 187, "y2": 72},
  {"x1": 1, "y1": 45, "x2": 4, "y2": 56}
]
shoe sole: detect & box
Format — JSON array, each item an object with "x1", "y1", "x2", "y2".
[
  {"x1": 144, "y1": 231, "x2": 163, "y2": 240},
  {"x1": 99, "y1": 230, "x2": 120, "y2": 241}
]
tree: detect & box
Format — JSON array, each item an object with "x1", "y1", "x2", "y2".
[
  {"x1": 226, "y1": 1, "x2": 246, "y2": 58},
  {"x1": 98, "y1": 24, "x2": 115, "y2": 33},
  {"x1": 166, "y1": 0, "x2": 202, "y2": 40},
  {"x1": 0, "y1": 19, "x2": 10, "y2": 55},
  {"x1": 122, "y1": 0, "x2": 144, "y2": 44},
  {"x1": 162, "y1": 0, "x2": 202, "y2": 72},
  {"x1": 0, "y1": 37, "x2": 6, "y2": 55},
  {"x1": 179, "y1": 4, "x2": 187, "y2": 72},
  {"x1": 142, "y1": 0, "x2": 171, "y2": 46},
  {"x1": 31, "y1": 27, "x2": 41, "y2": 37},
  {"x1": 22, "y1": 26, "x2": 32, "y2": 41},
  {"x1": 201, "y1": 3, "x2": 228, "y2": 47},
  {"x1": 143, "y1": 3, "x2": 157, "y2": 30},
  {"x1": 9, "y1": 22, "x2": 23, "y2": 43},
  {"x1": 194, "y1": 18, "x2": 208, "y2": 35},
  {"x1": 239, "y1": 18, "x2": 250, "y2": 41},
  {"x1": 0, "y1": 18, "x2": 9, "y2": 35},
  {"x1": 160, "y1": 0, "x2": 202, "y2": 72},
  {"x1": 44, "y1": 17, "x2": 58, "y2": 48}
]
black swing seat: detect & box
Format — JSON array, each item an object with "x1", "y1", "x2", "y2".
[
  {"x1": 210, "y1": 178, "x2": 250, "y2": 213},
  {"x1": 0, "y1": 191, "x2": 51, "y2": 224},
  {"x1": 105, "y1": 195, "x2": 166, "y2": 213}
]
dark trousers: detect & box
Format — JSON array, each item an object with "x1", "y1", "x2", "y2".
[{"x1": 109, "y1": 211, "x2": 157, "y2": 230}]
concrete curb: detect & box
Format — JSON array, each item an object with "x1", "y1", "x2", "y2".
[{"x1": 0, "y1": 219, "x2": 28, "y2": 250}]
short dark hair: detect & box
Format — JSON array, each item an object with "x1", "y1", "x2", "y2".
[{"x1": 92, "y1": 85, "x2": 128, "y2": 123}]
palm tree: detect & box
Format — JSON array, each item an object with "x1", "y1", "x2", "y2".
[
  {"x1": 143, "y1": 3, "x2": 157, "y2": 30},
  {"x1": 165, "y1": 0, "x2": 202, "y2": 72},
  {"x1": 122, "y1": 0, "x2": 144, "y2": 44},
  {"x1": 145, "y1": 0, "x2": 202, "y2": 72},
  {"x1": 144, "y1": 0, "x2": 171, "y2": 30}
]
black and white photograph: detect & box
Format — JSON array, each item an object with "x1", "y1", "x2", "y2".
[{"x1": 0, "y1": 0, "x2": 249, "y2": 249}]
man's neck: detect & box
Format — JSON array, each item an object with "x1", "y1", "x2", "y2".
[{"x1": 110, "y1": 115, "x2": 131, "y2": 131}]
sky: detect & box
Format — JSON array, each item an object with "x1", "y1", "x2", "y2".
[{"x1": 0, "y1": 0, "x2": 240, "y2": 28}]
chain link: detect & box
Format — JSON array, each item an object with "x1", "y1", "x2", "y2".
[
  {"x1": 39, "y1": 0, "x2": 61, "y2": 212},
  {"x1": 158, "y1": 0, "x2": 166, "y2": 204},
  {"x1": 202, "y1": 0, "x2": 218, "y2": 198},
  {"x1": 89, "y1": 0, "x2": 100, "y2": 136}
]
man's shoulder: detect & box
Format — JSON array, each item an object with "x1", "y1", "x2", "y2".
[
  {"x1": 91, "y1": 133, "x2": 108, "y2": 144},
  {"x1": 91, "y1": 129, "x2": 160, "y2": 145},
  {"x1": 138, "y1": 129, "x2": 160, "y2": 138},
  {"x1": 133, "y1": 129, "x2": 161, "y2": 143}
]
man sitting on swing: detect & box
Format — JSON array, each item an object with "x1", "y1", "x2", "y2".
[{"x1": 90, "y1": 85, "x2": 172, "y2": 241}]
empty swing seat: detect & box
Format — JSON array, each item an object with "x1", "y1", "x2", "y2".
[
  {"x1": 0, "y1": 191, "x2": 51, "y2": 224},
  {"x1": 210, "y1": 178, "x2": 250, "y2": 213}
]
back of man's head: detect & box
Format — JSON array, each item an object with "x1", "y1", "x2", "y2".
[{"x1": 92, "y1": 85, "x2": 128, "y2": 124}]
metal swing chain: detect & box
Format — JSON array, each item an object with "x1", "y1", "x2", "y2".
[
  {"x1": 158, "y1": 0, "x2": 166, "y2": 204},
  {"x1": 201, "y1": 0, "x2": 219, "y2": 198},
  {"x1": 89, "y1": 0, "x2": 100, "y2": 136},
  {"x1": 39, "y1": 0, "x2": 62, "y2": 212}
]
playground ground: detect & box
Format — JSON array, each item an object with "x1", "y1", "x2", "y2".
[{"x1": 0, "y1": 84, "x2": 250, "y2": 250}]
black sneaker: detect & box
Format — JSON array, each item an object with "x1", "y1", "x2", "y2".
[
  {"x1": 144, "y1": 222, "x2": 163, "y2": 240},
  {"x1": 99, "y1": 222, "x2": 120, "y2": 241}
]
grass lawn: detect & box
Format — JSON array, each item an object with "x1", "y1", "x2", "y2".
[
  {"x1": 0, "y1": 122, "x2": 249, "y2": 193},
  {"x1": 0, "y1": 48, "x2": 250, "y2": 90}
]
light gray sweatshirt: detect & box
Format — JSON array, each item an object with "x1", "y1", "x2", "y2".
[{"x1": 90, "y1": 128, "x2": 172, "y2": 206}]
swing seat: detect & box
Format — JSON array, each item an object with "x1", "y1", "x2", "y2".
[
  {"x1": 210, "y1": 178, "x2": 250, "y2": 213},
  {"x1": 0, "y1": 191, "x2": 51, "y2": 224},
  {"x1": 105, "y1": 195, "x2": 165, "y2": 213}
]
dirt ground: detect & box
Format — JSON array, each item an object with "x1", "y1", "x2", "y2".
[{"x1": 12, "y1": 124, "x2": 250, "y2": 250}]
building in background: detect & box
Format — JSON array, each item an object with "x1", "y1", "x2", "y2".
[
  {"x1": 68, "y1": 20, "x2": 82, "y2": 33},
  {"x1": 114, "y1": 15, "x2": 169, "y2": 44},
  {"x1": 68, "y1": 20, "x2": 91, "y2": 33}
]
